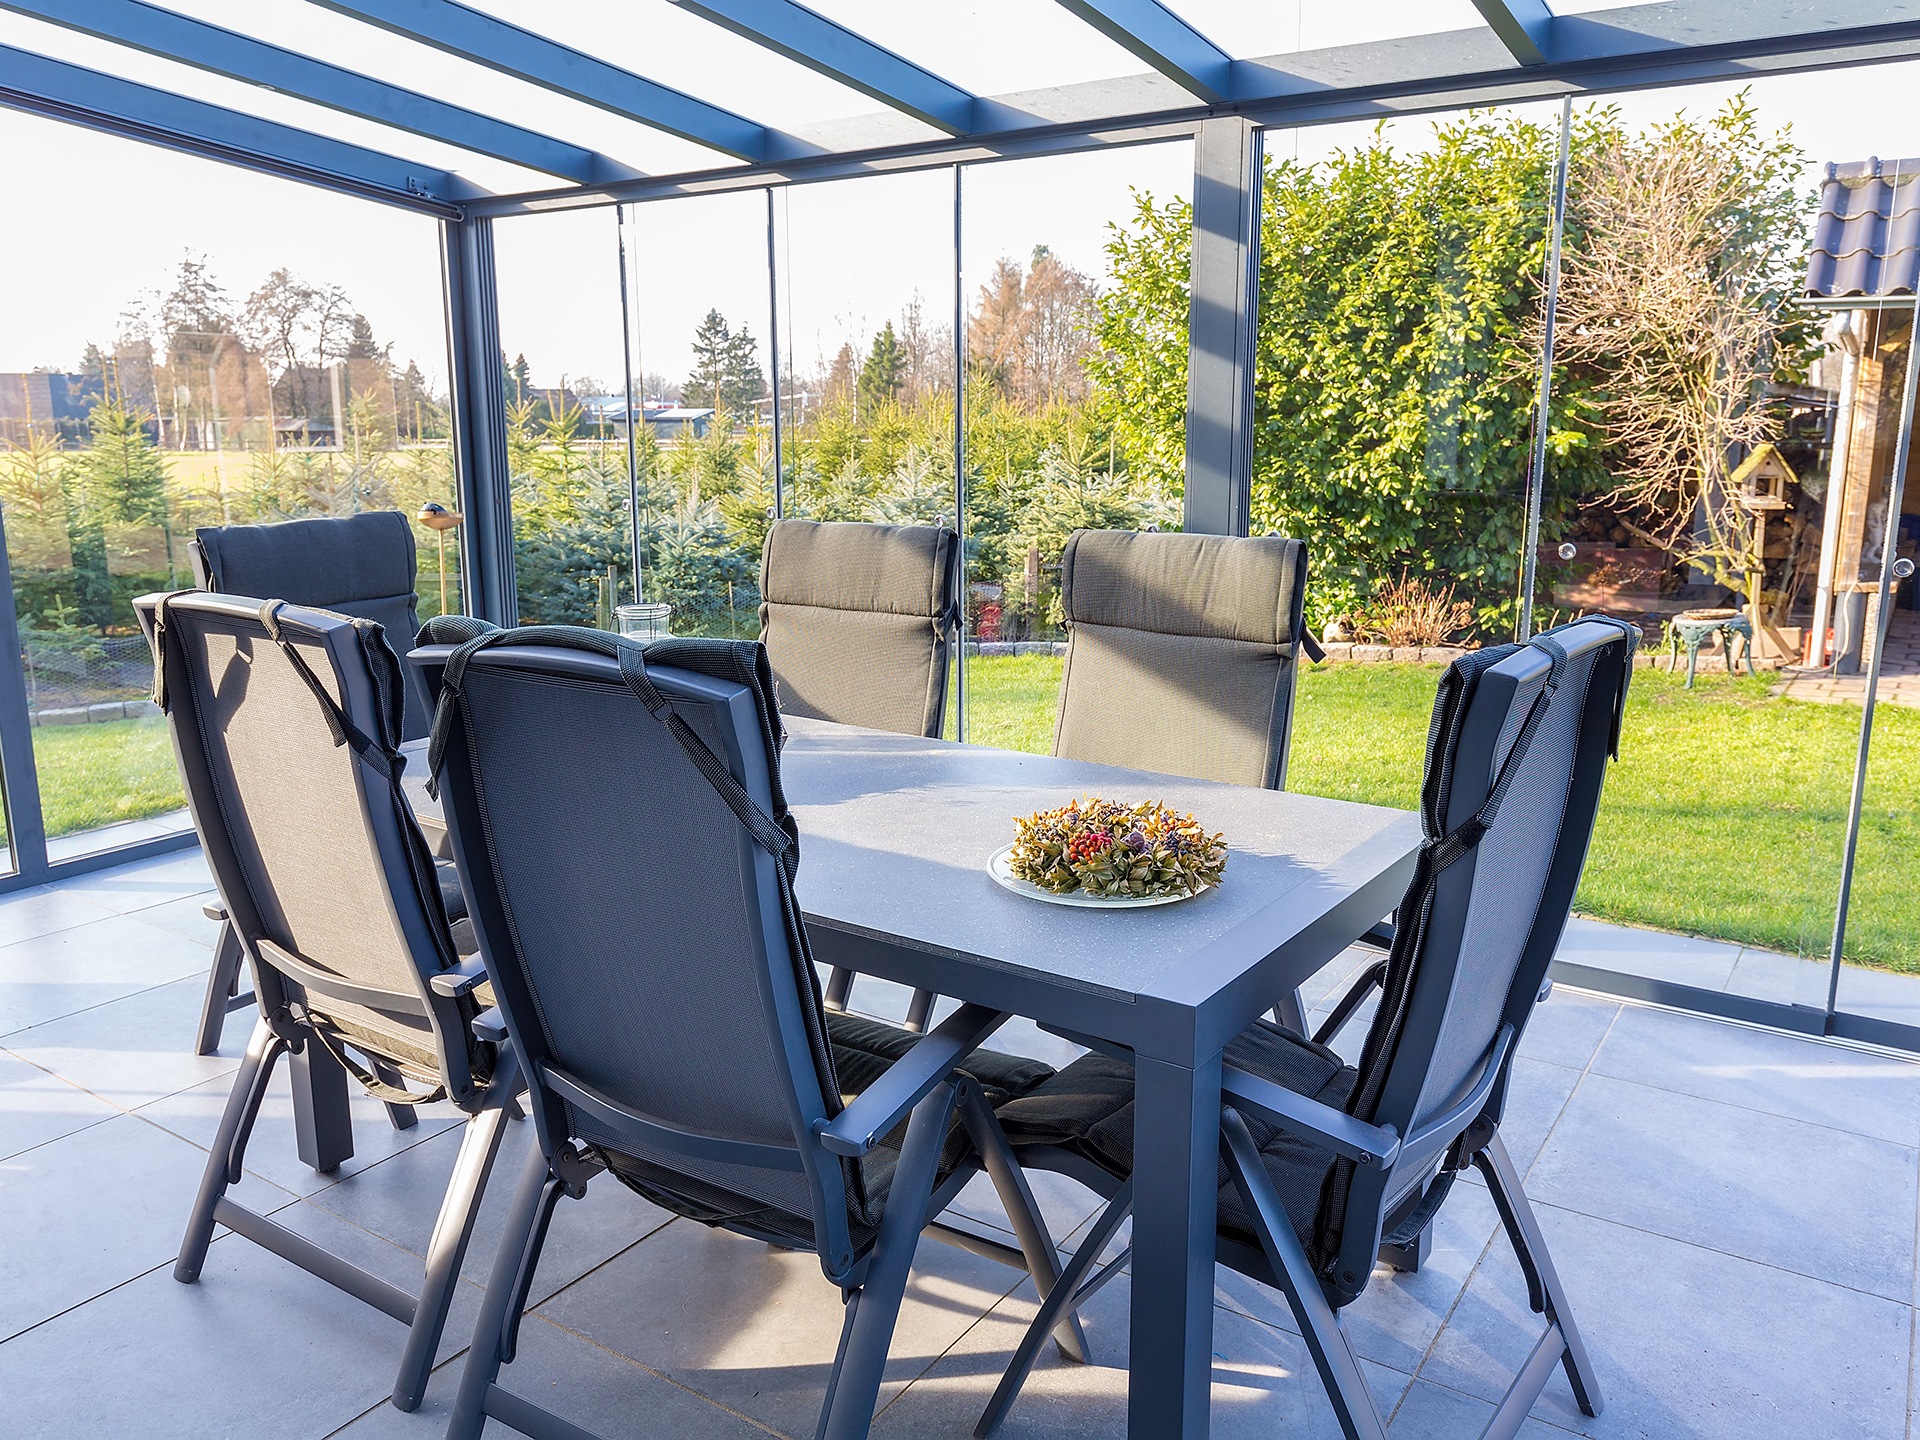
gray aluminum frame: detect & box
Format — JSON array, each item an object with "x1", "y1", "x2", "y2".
[{"x1": 0, "y1": 3, "x2": 1916, "y2": 1054}]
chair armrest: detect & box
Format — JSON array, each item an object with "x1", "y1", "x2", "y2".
[
  {"x1": 470, "y1": 1007, "x2": 508, "y2": 1045},
  {"x1": 1311, "y1": 958, "x2": 1387, "y2": 1047},
  {"x1": 1355, "y1": 920, "x2": 1395, "y2": 951},
  {"x1": 202, "y1": 901, "x2": 228, "y2": 923},
  {"x1": 1221, "y1": 1064, "x2": 1400, "y2": 1169},
  {"x1": 815, "y1": 1003, "x2": 1008, "y2": 1158},
  {"x1": 430, "y1": 957, "x2": 488, "y2": 999}
]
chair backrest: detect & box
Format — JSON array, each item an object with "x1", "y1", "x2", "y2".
[
  {"x1": 1053, "y1": 529, "x2": 1309, "y2": 789},
  {"x1": 1317, "y1": 617, "x2": 1635, "y2": 1302},
  {"x1": 192, "y1": 511, "x2": 430, "y2": 740},
  {"x1": 410, "y1": 625, "x2": 865, "y2": 1275},
  {"x1": 135, "y1": 591, "x2": 479, "y2": 1099},
  {"x1": 758, "y1": 518, "x2": 959, "y2": 737}
]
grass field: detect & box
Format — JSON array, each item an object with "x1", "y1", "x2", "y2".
[
  {"x1": 28, "y1": 715, "x2": 184, "y2": 842},
  {"x1": 21, "y1": 652, "x2": 1918, "y2": 973},
  {"x1": 962, "y1": 653, "x2": 1920, "y2": 973}
]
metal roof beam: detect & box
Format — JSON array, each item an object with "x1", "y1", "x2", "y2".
[
  {"x1": 1470, "y1": 0, "x2": 1553, "y2": 67},
  {"x1": 1053, "y1": 0, "x2": 1232, "y2": 103},
  {"x1": 311, "y1": 0, "x2": 776, "y2": 163},
  {"x1": 0, "y1": 43, "x2": 466, "y2": 213},
  {"x1": 669, "y1": 0, "x2": 976, "y2": 135},
  {"x1": 0, "y1": 0, "x2": 627, "y2": 184}
]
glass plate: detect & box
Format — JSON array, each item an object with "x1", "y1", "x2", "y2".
[{"x1": 987, "y1": 845, "x2": 1212, "y2": 909}]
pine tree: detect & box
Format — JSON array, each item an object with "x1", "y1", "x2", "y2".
[
  {"x1": 683, "y1": 309, "x2": 732, "y2": 411},
  {"x1": 857, "y1": 322, "x2": 906, "y2": 414}
]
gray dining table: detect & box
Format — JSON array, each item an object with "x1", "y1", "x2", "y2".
[{"x1": 400, "y1": 716, "x2": 1423, "y2": 1438}]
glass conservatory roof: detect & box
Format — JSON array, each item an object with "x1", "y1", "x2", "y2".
[{"x1": 0, "y1": 0, "x2": 1912, "y2": 214}]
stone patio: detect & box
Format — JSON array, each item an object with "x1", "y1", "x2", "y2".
[
  {"x1": 3, "y1": 846, "x2": 1919, "y2": 1439},
  {"x1": 1774, "y1": 608, "x2": 1920, "y2": 708}
]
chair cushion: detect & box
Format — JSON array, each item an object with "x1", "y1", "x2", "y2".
[
  {"x1": 995, "y1": 1019, "x2": 1356, "y2": 1248},
  {"x1": 758, "y1": 519, "x2": 957, "y2": 737},
  {"x1": 599, "y1": 1011, "x2": 1055, "y2": 1247},
  {"x1": 1052, "y1": 530, "x2": 1307, "y2": 789}
]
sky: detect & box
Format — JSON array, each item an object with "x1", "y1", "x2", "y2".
[{"x1": 7, "y1": 14, "x2": 1920, "y2": 395}]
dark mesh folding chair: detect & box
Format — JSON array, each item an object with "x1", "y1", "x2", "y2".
[
  {"x1": 189, "y1": 511, "x2": 438, "y2": 1055},
  {"x1": 982, "y1": 617, "x2": 1637, "y2": 1439},
  {"x1": 410, "y1": 621, "x2": 1081, "y2": 1440},
  {"x1": 1053, "y1": 528, "x2": 1317, "y2": 790},
  {"x1": 759, "y1": 517, "x2": 961, "y2": 1031},
  {"x1": 136, "y1": 591, "x2": 520, "y2": 1414}
]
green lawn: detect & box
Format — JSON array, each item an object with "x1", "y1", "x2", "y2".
[
  {"x1": 29, "y1": 714, "x2": 185, "y2": 840},
  {"x1": 25, "y1": 656, "x2": 1920, "y2": 974},
  {"x1": 964, "y1": 653, "x2": 1920, "y2": 974}
]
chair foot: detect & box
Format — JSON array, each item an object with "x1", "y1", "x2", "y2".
[
  {"x1": 178, "y1": 1017, "x2": 284, "y2": 1283},
  {"x1": 1476, "y1": 1131, "x2": 1604, "y2": 1419},
  {"x1": 392, "y1": 1050, "x2": 520, "y2": 1411}
]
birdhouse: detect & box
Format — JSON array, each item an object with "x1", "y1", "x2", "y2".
[{"x1": 1731, "y1": 443, "x2": 1794, "y2": 513}]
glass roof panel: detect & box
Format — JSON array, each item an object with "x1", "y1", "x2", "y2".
[
  {"x1": 803, "y1": 1, "x2": 1150, "y2": 96},
  {"x1": 1164, "y1": 1, "x2": 1492, "y2": 60},
  {"x1": 465, "y1": 0, "x2": 939, "y2": 138},
  {"x1": 156, "y1": 0, "x2": 744, "y2": 177},
  {"x1": 0, "y1": 10, "x2": 555, "y2": 192}
]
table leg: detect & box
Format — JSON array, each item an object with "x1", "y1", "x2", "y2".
[
  {"x1": 1270, "y1": 986, "x2": 1309, "y2": 1035},
  {"x1": 1129, "y1": 1049, "x2": 1221, "y2": 1439},
  {"x1": 291, "y1": 1036, "x2": 355, "y2": 1173}
]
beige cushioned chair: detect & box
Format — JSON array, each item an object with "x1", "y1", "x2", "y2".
[
  {"x1": 1054, "y1": 528, "x2": 1310, "y2": 789},
  {"x1": 759, "y1": 518, "x2": 959, "y2": 738}
]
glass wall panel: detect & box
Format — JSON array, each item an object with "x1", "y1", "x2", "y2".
[
  {"x1": 1259, "y1": 101, "x2": 1555, "y2": 831},
  {"x1": 0, "y1": 107, "x2": 449, "y2": 862},
  {"x1": 773, "y1": 169, "x2": 960, "y2": 724},
  {"x1": 1545, "y1": 68, "x2": 1920, "y2": 1013},
  {"x1": 619, "y1": 190, "x2": 774, "y2": 639},
  {"x1": 957, "y1": 142, "x2": 1192, "y2": 750},
  {"x1": 494, "y1": 206, "x2": 630, "y2": 627}
]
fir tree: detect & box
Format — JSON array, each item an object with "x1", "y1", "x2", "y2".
[{"x1": 857, "y1": 322, "x2": 906, "y2": 414}]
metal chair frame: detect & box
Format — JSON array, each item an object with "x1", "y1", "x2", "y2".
[
  {"x1": 140, "y1": 592, "x2": 518, "y2": 1415},
  {"x1": 413, "y1": 631, "x2": 1081, "y2": 1440},
  {"x1": 980, "y1": 619, "x2": 1634, "y2": 1440}
]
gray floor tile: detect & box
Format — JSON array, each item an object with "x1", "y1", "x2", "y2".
[
  {"x1": 1384, "y1": 1378, "x2": 1578, "y2": 1438},
  {"x1": 0, "y1": 883, "x2": 116, "y2": 947},
  {"x1": 1527, "y1": 1073, "x2": 1917, "y2": 1300},
  {"x1": 1589, "y1": 1004, "x2": 1920, "y2": 1146},
  {"x1": 1419, "y1": 1203, "x2": 1912, "y2": 1439},
  {"x1": 1555, "y1": 918, "x2": 1740, "y2": 991},
  {"x1": 0, "y1": 1111, "x2": 294, "y2": 1342},
  {"x1": 1831, "y1": 962, "x2": 1920, "y2": 1033},
  {"x1": 870, "y1": 1268, "x2": 1412, "y2": 1439},
  {"x1": 0, "y1": 1207, "x2": 445, "y2": 1439},
  {"x1": 534, "y1": 1218, "x2": 1027, "y2": 1439},
  {"x1": 1723, "y1": 946, "x2": 1847, "y2": 1010},
  {"x1": 1214, "y1": 1181, "x2": 1502, "y2": 1375},
  {"x1": 0, "y1": 1044, "x2": 120, "y2": 1162},
  {"x1": 1492, "y1": 1057, "x2": 1580, "y2": 1179},
  {"x1": 307, "y1": 1122, "x2": 672, "y2": 1304},
  {"x1": 139, "y1": 1055, "x2": 464, "y2": 1199},
  {"x1": 1516, "y1": 988, "x2": 1620, "y2": 1071},
  {"x1": 2, "y1": 971, "x2": 236, "y2": 1110},
  {"x1": 0, "y1": 912, "x2": 219, "y2": 1037},
  {"x1": 331, "y1": 1313, "x2": 777, "y2": 1440},
  {"x1": 53, "y1": 847, "x2": 213, "y2": 914},
  {"x1": 131, "y1": 892, "x2": 227, "y2": 948}
]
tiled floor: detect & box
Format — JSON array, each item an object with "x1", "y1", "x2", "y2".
[{"x1": 4, "y1": 847, "x2": 1920, "y2": 1439}]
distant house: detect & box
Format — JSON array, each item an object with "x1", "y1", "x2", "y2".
[
  {"x1": 643, "y1": 406, "x2": 714, "y2": 440},
  {"x1": 274, "y1": 416, "x2": 337, "y2": 448},
  {"x1": 0, "y1": 370, "x2": 103, "y2": 444}
]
